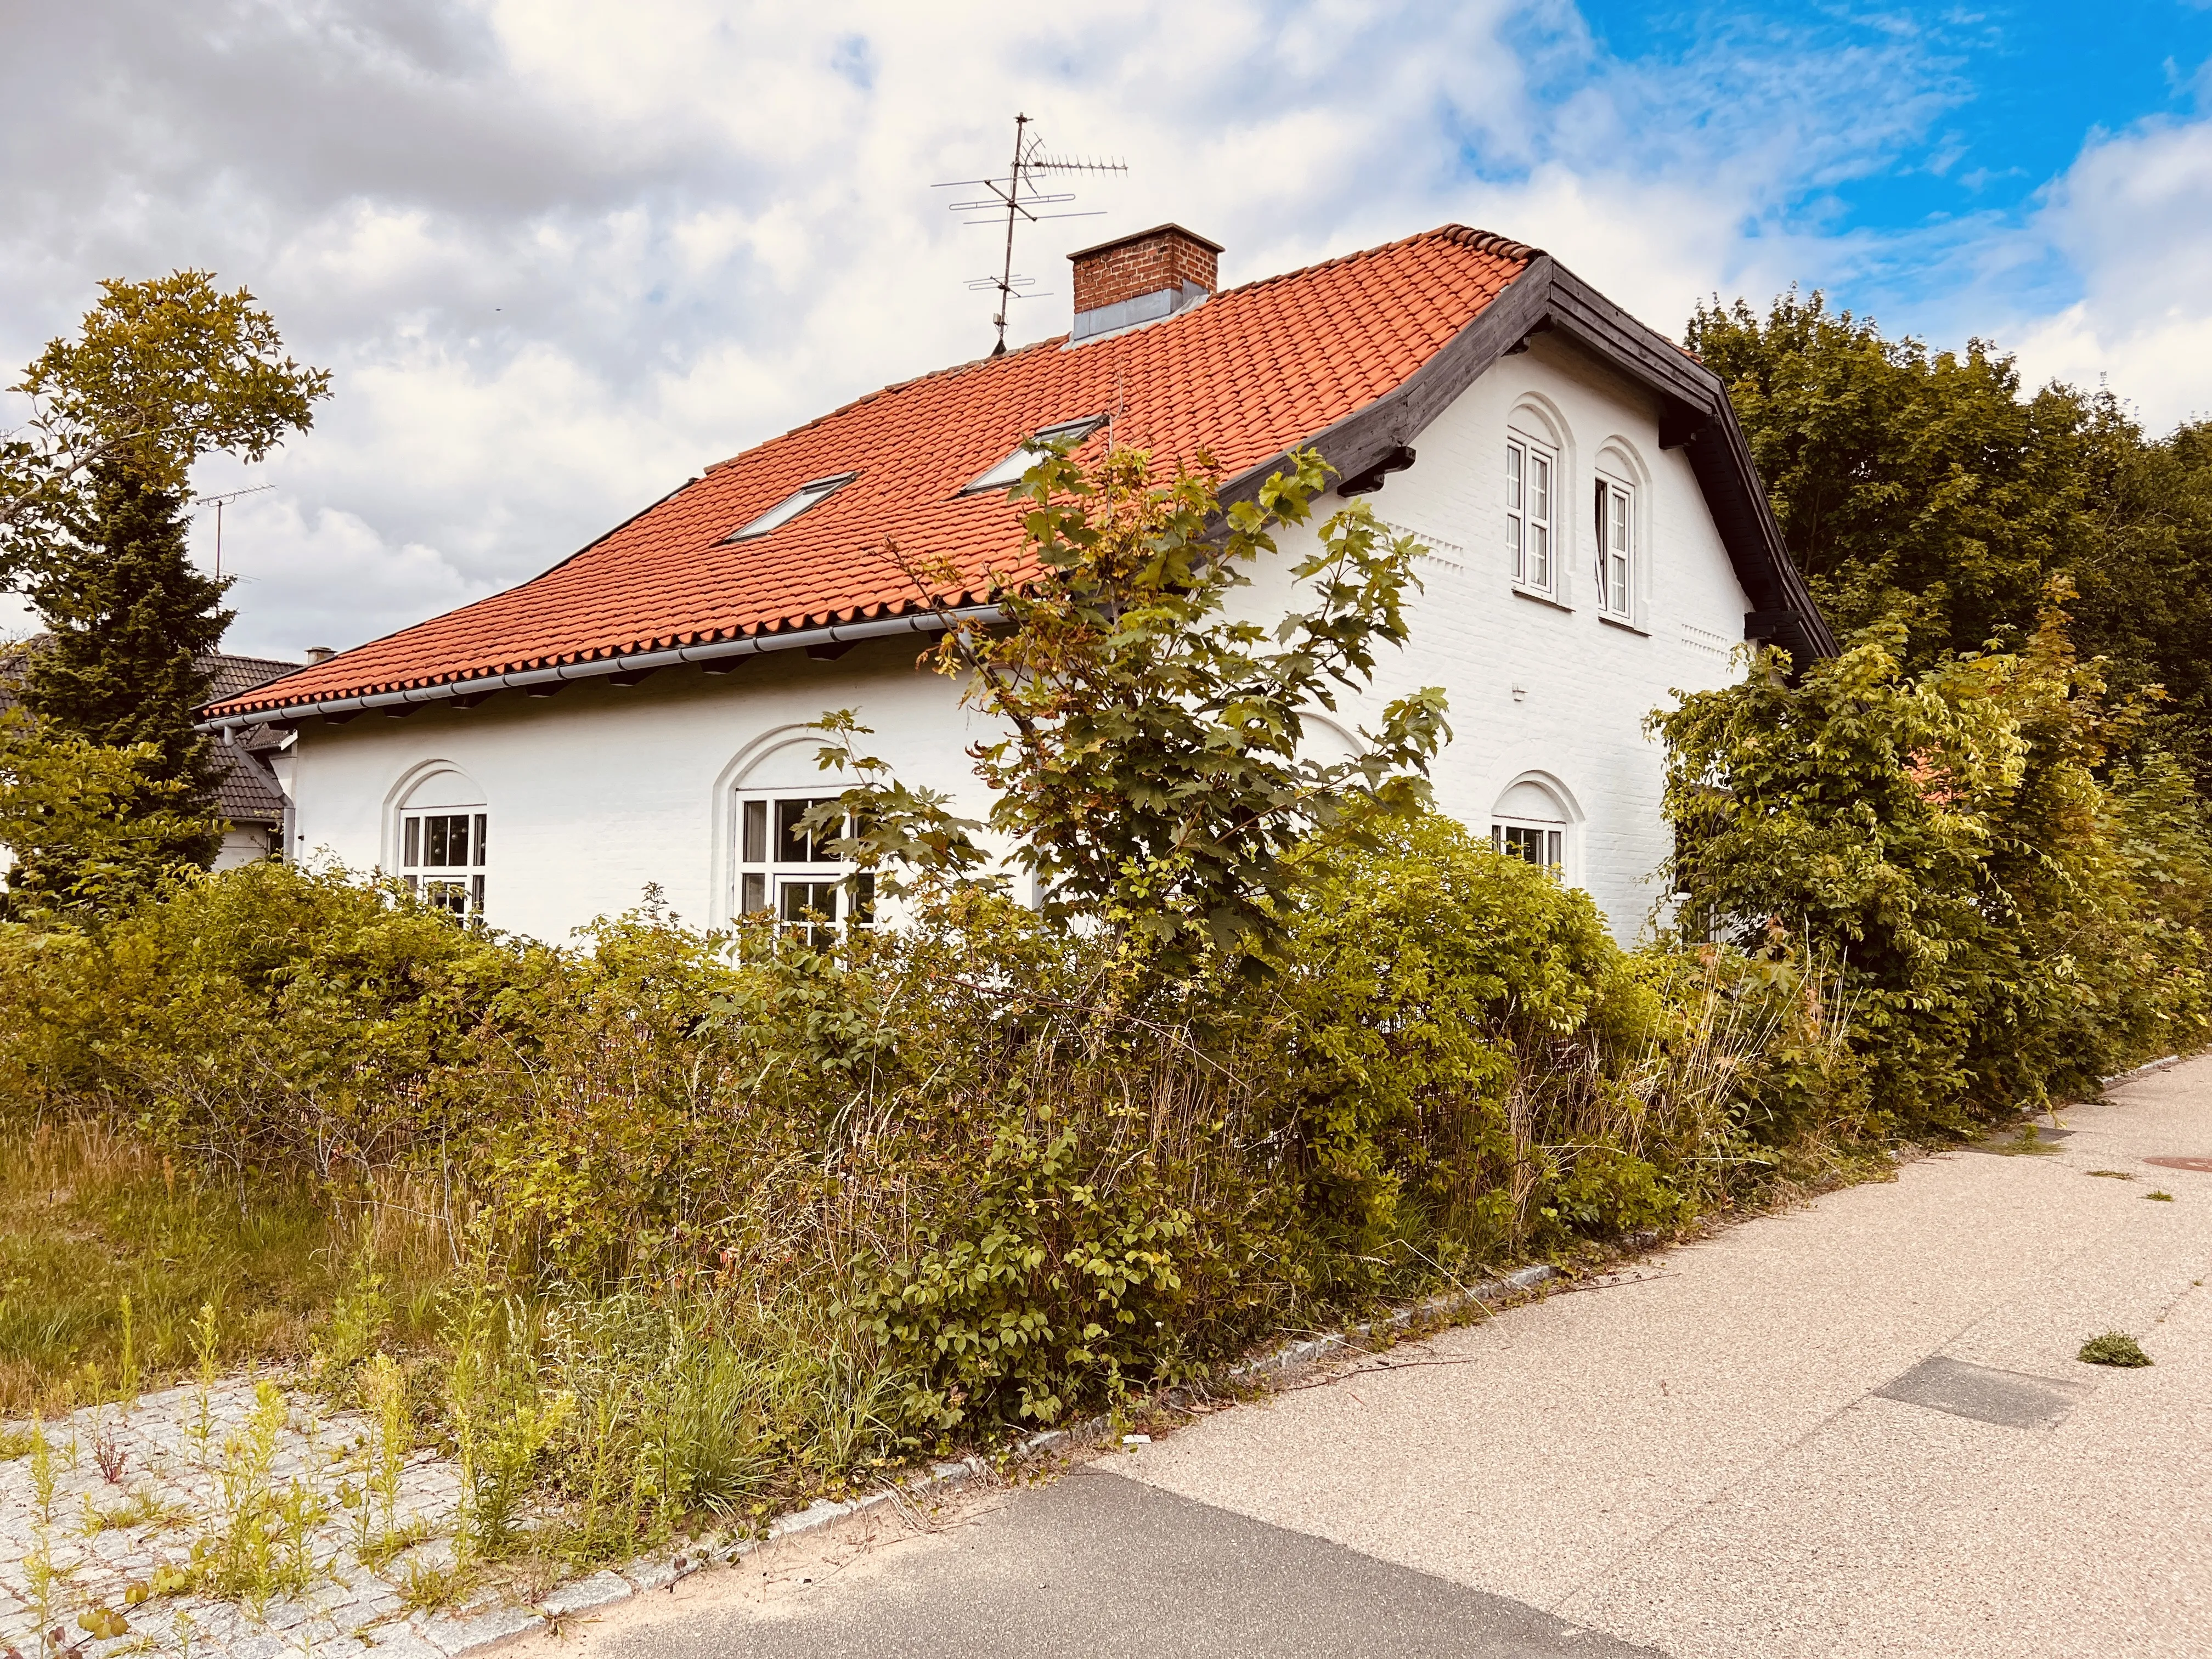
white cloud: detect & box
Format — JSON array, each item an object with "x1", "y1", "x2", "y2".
[
  {"x1": 7, "y1": 0, "x2": 2169, "y2": 662},
  {"x1": 2010, "y1": 112, "x2": 2212, "y2": 425}
]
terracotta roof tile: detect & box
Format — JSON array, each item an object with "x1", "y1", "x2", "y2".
[{"x1": 208, "y1": 226, "x2": 1535, "y2": 716}]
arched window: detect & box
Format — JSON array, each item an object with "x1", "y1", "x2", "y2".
[
  {"x1": 1506, "y1": 398, "x2": 1570, "y2": 601},
  {"x1": 730, "y1": 741, "x2": 873, "y2": 940},
  {"x1": 397, "y1": 768, "x2": 487, "y2": 915},
  {"x1": 1593, "y1": 441, "x2": 1650, "y2": 624},
  {"x1": 1491, "y1": 777, "x2": 1570, "y2": 875}
]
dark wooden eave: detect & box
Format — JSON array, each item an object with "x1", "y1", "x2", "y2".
[{"x1": 1221, "y1": 251, "x2": 1836, "y2": 665}]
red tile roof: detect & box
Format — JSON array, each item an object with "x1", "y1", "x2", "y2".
[{"x1": 209, "y1": 227, "x2": 1537, "y2": 717}]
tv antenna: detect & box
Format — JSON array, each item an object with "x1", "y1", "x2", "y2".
[
  {"x1": 935, "y1": 114, "x2": 1126, "y2": 357},
  {"x1": 193, "y1": 483, "x2": 274, "y2": 581}
]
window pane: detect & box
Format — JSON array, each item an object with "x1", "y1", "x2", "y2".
[
  {"x1": 1547, "y1": 830, "x2": 1562, "y2": 868},
  {"x1": 426, "y1": 816, "x2": 448, "y2": 866},
  {"x1": 742, "y1": 872, "x2": 767, "y2": 914},
  {"x1": 1531, "y1": 455, "x2": 1549, "y2": 520},
  {"x1": 852, "y1": 872, "x2": 876, "y2": 925},
  {"x1": 742, "y1": 799, "x2": 766, "y2": 864},
  {"x1": 777, "y1": 798, "x2": 842, "y2": 864},
  {"x1": 471, "y1": 874, "x2": 486, "y2": 912},
  {"x1": 779, "y1": 881, "x2": 839, "y2": 923},
  {"x1": 404, "y1": 817, "x2": 419, "y2": 867},
  {"x1": 1505, "y1": 442, "x2": 1522, "y2": 510},
  {"x1": 776, "y1": 798, "x2": 806, "y2": 861},
  {"x1": 1612, "y1": 490, "x2": 1630, "y2": 551},
  {"x1": 473, "y1": 814, "x2": 487, "y2": 866},
  {"x1": 1532, "y1": 524, "x2": 1550, "y2": 587},
  {"x1": 426, "y1": 879, "x2": 466, "y2": 915},
  {"x1": 449, "y1": 815, "x2": 470, "y2": 868}
]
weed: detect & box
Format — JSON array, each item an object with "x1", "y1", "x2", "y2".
[
  {"x1": 94, "y1": 1419, "x2": 127, "y2": 1483},
  {"x1": 189, "y1": 1301, "x2": 219, "y2": 1466},
  {"x1": 0, "y1": 1423, "x2": 32, "y2": 1458},
  {"x1": 78, "y1": 1484, "x2": 184, "y2": 1534},
  {"x1": 398, "y1": 1555, "x2": 470, "y2": 1612},
  {"x1": 2146, "y1": 1190, "x2": 2175, "y2": 1201},
  {"x1": 29, "y1": 1414, "x2": 55, "y2": 1526},
  {"x1": 2086, "y1": 1170, "x2": 2136, "y2": 1180},
  {"x1": 2078, "y1": 1331, "x2": 2152, "y2": 1367},
  {"x1": 191, "y1": 1379, "x2": 326, "y2": 1612},
  {"x1": 360, "y1": 1351, "x2": 410, "y2": 1539},
  {"x1": 75, "y1": 1605, "x2": 131, "y2": 1641},
  {"x1": 23, "y1": 1520, "x2": 62, "y2": 1653},
  {"x1": 357, "y1": 1517, "x2": 431, "y2": 1574}
]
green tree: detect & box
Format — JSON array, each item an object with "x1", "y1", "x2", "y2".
[
  {"x1": 0, "y1": 705, "x2": 217, "y2": 918},
  {"x1": 2, "y1": 270, "x2": 331, "y2": 589},
  {"x1": 1653, "y1": 598, "x2": 2209, "y2": 1129},
  {"x1": 1686, "y1": 291, "x2": 2212, "y2": 788},
  {"x1": 19, "y1": 461, "x2": 232, "y2": 873},
  {"x1": 823, "y1": 443, "x2": 1450, "y2": 978},
  {"x1": 1, "y1": 272, "x2": 329, "y2": 897}
]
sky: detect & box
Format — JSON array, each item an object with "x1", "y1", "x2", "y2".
[{"x1": 2, "y1": 0, "x2": 2209, "y2": 660}]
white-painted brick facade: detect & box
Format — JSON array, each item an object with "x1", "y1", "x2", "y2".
[{"x1": 276, "y1": 331, "x2": 1748, "y2": 945}]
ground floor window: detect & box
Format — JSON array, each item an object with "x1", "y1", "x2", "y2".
[
  {"x1": 400, "y1": 809, "x2": 486, "y2": 915},
  {"x1": 1493, "y1": 821, "x2": 1564, "y2": 869},
  {"x1": 1490, "y1": 776, "x2": 1572, "y2": 878},
  {"x1": 736, "y1": 793, "x2": 874, "y2": 942}
]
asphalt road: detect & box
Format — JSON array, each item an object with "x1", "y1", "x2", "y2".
[{"x1": 517, "y1": 1054, "x2": 2212, "y2": 1658}]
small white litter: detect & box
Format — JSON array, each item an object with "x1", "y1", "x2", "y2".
[{"x1": 1121, "y1": 1434, "x2": 1152, "y2": 1445}]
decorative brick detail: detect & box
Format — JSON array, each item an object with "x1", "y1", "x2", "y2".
[{"x1": 1069, "y1": 224, "x2": 1223, "y2": 315}]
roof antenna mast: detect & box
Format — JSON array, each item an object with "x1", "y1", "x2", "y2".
[{"x1": 936, "y1": 114, "x2": 1126, "y2": 356}]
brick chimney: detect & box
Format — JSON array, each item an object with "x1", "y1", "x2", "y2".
[{"x1": 1068, "y1": 224, "x2": 1222, "y2": 343}]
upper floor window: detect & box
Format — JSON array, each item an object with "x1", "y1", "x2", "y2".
[
  {"x1": 736, "y1": 793, "x2": 874, "y2": 945},
  {"x1": 1595, "y1": 477, "x2": 1634, "y2": 619},
  {"x1": 1506, "y1": 436, "x2": 1555, "y2": 595},
  {"x1": 401, "y1": 809, "x2": 486, "y2": 915}
]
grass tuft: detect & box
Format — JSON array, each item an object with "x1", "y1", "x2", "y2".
[{"x1": 2078, "y1": 1331, "x2": 2152, "y2": 1368}]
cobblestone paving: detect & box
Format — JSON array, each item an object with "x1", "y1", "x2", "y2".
[{"x1": 0, "y1": 1379, "x2": 681, "y2": 1658}]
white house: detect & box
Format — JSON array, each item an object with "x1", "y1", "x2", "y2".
[{"x1": 200, "y1": 224, "x2": 1831, "y2": 943}]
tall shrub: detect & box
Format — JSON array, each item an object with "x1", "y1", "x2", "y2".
[{"x1": 1654, "y1": 599, "x2": 2210, "y2": 1128}]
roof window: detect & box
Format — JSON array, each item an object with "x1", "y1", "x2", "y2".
[
  {"x1": 959, "y1": 418, "x2": 1107, "y2": 495},
  {"x1": 724, "y1": 472, "x2": 856, "y2": 542}
]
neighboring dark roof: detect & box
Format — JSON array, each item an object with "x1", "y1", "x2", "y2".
[
  {"x1": 3, "y1": 640, "x2": 297, "y2": 827},
  {"x1": 205, "y1": 223, "x2": 1832, "y2": 722}
]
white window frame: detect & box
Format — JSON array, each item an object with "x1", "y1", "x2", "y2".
[
  {"x1": 960, "y1": 416, "x2": 1107, "y2": 495},
  {"x1": 1506, "y1": 433, "x2": 1558, "y2": 597},
  {"x1": 1491, "y1": 818, "x2": 1565, "y2": 875},
  {"x1": 724, "y1": 472, "x2": 857, "y2": 543},
  {"x1": 734, "y1": 791, "x2": 875, "y2": 941},
  {"x1": 399, "y1": 808, "x2": 486, "y2": 915},
  {"x1": 1595, "y1": 474, "x2": 1635, "y2": 621}
]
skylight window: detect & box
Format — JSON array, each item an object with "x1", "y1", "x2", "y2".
[
  {"x1": 959, "y1": 417, "x2": 1107, "y2": 495},
  {"x1": 723, "y1": 472, "x2": 856, "y2": 542}
]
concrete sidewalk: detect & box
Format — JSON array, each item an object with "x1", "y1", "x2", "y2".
[{"x1": 522, "y1": 1056, "x2": 2212, "y2": 1658}]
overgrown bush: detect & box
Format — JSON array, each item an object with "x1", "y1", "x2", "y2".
[
  {"x1": 1, "y1": 822, "x2": 1822, "y2": 1458},
  {"x1": 1656, "y1": 594, "x2": 2211, "y2": 1131}
]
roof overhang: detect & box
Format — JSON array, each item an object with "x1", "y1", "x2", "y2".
[
  {"x1": 195, "y1": 604, "x2": 1004, "y2": 735},
  {"x1": 1216, "y1": 251, "x2": 1837, "y2": 666}
]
